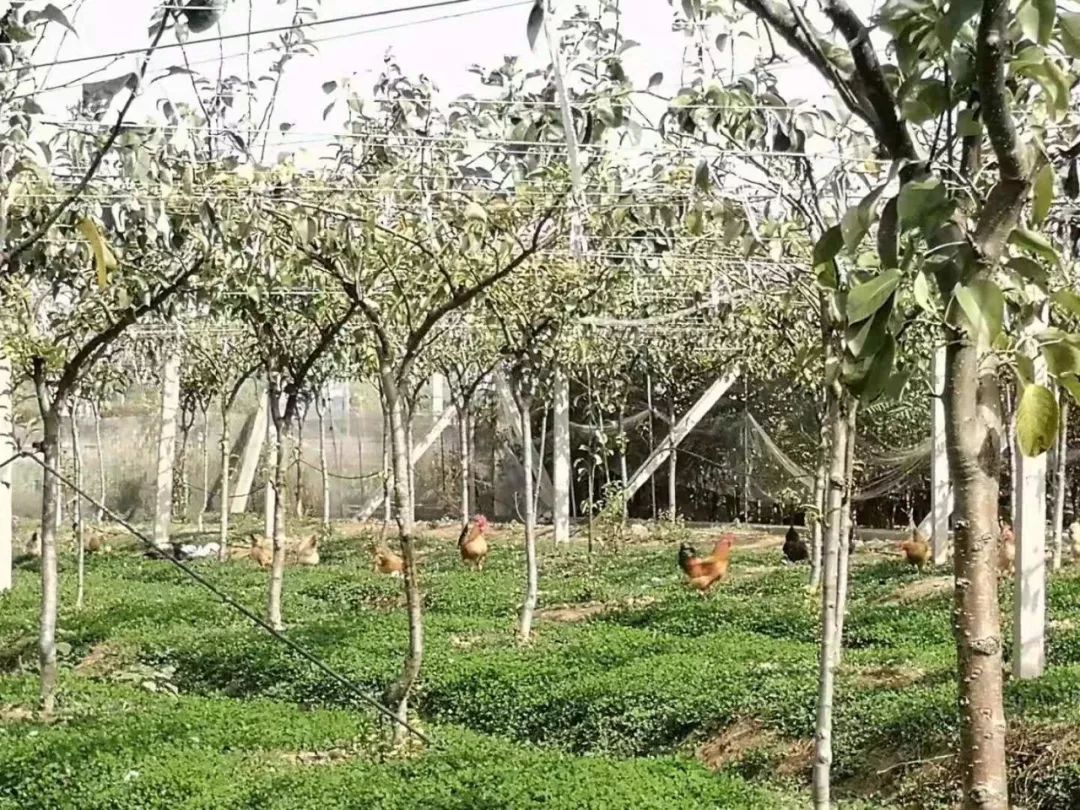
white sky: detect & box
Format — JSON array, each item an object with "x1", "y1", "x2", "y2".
[{"x1": 28, "y1": 0, "x2": 842, "y2": 159}]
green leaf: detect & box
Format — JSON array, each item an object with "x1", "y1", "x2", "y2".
[
  {"x1": 955, "y1": 109, "x2": 983, "y2": 137},
  {"x1": 648, "y1": 72, "x2": 664, "y2": 89},
  {"x1": 1032, "y1": 163, "x2": 1054, "y2": 225},
  {"x1": 526, "y1": 0, "x2": 544, "y2": 49},
  {"x1": 840, "y1": 184, "x2": 886, "y2": 251},
  {"x1": 936, "y1": 0, "x2": 981, "y2": 47},
  {"x1": 77, "y1": 217, "x2": 118, "y2": 288},
  {"x1": 859, "y1": 334, "x2": 896, "y2": 402},
  {"x1": 1015, "y1": 354, "x2": 1036, "y2": 386},
  {"x1": 813, "y1": 225, "x2": 844, "y2": 267},
  {"x1": 953, "y1": 279, "x2": 1004, "y2": 348},
  {"x1": 913, "y1": 269, "x2": 937, "y2": 313},
  {"x1": 1018, "y1": 0, "x2": 1055, "y2": 45},
  {"x1": 877, "y1": 196, "x2": 899, "y2": 269},
  {"x1": 1061, "y1": 13, "x2": 1080, "y2": 58},
  {"x1": 34, "y1": 3, "x2": 78, "y2": 34},
  {"x1": 1060, "y1": 376, "x2": 1080, "y2": 406},
  {"x1": 900, "y1": 79, "x2": 949, "y2": 124},
  {"x1": 685, "y1": 206, "x2": 705, "y2": 236},
  {"x1": 845, "y1": 307, "x2": 890, "y2": 358},
  {"x1": 1016, "y1": 383, "x2": 1059, "y2": 456},
  {"x1": 897, "y1": 177, "x2": 948, "y2": 230},
  {"x1": 1009, "y1": 227, "x2": 1061, "y2": 264},
  {"x1": 1051, "y1": 289, "x2": 1080, "y2": 319},
  {"x1": 847, "y1": 268, "x2": 901, "y2": 324},
  {"x1": 816, "y1": 261, "x2": 839, "y2": 290},
  {"x1": 1042, "y1": 341, "x2": 1080, "y2": 376},
  {"x1": 321, "y1": 81, "x2": 337, "y2": 94},
  {"x1": 1007, "y1": 256, "x2": 1049, "y2": 286}
]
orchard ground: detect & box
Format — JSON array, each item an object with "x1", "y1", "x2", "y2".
[{"x1": 2, "y1": 521, "x2": 1080, "y2": 809}]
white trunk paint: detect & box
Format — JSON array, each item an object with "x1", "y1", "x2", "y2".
[
  {"x1": 623, "y1": 371, "x2": 740, "y2": 502},
  {"x1": 355, "y1": 405, "x2": 457, "y2": 520},
  {"x1": 931, "y1": 346, "x2": 952, "y2": 565},
  {"x1": 229, "y1": 394, "x2": 267, "y2": 514},
  {"x1": 0, "y1": 354, "x2": 13, "y2": 592},
  {"x1": 552, "y1": 371, "x2": 571, "y2": 543},
  {"x1": 431, "y1": 372, "x2": 446, "y2": 416},
  {"x1": 1013, "y1": 341, "x2": 1047, "y2": 680},
  {"x1": 153, "y1": 349, "x2": 181, "y2": 549}
]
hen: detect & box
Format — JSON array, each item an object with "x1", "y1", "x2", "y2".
[
  {"x1": 248, "y1": 534, "x2": 272, "y2": 568},
  {"x1": 374, "y1": 546, "x2": 404, "y2": 576},
  {"x1": 899, "y1": 529, "x2": 930, "y2": 570},
  {"x1": 783, "y1": 517, "x2": 808, "y2": 563},
  {"x1": 678, "y1": 536, "x2": 734, "y2": 593},
  {"x1": 294, "y1": 534, "x2": 319, "y2": 566},
  {"x1": 458, "y1": 514, "x2": 490, "y2": 571}
]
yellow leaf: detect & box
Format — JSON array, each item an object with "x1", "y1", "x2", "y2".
[{"x1": 77, "y1": 217, "x2": 118, "y2": 288}]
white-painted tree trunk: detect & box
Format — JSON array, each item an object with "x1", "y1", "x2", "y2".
[
  {"x1": 382, "y1": 404, "x2": 392, "y2": 525},
  {"x1": 667, "y1": 402, "x2": 677, "y2": 520},
  {"x1": 812, "y1": 385, "x2": 848, "y2": 809},
  {"x1": 931, "y1": 345, "x2": 952, "y2": 565},
  {"x1": 533, "y1": 403, "x2": 549, "y2": 518},
  {"x1": 809, "y1": 444, "x2": 827, "y2": 590},
  {"x1": 71, "y1": 404, "x2": 86, "y2": 610},
  {"x1": 153, "y1": 350, "x2": 181, "y2": 549},
  {"x1": 197, "y1": 406, "x2": 210, "y2": 533},
  {"x1": 517, "y1": 392, "x2": 538, "y2": 642},
  {"x1": 266, "y1": 411, "x2": 288, "y2": 632},
  {"x1": 832, "y1": 399, "x2": 857, "y2": 667},
  {"x1": 0, "y1": 353, "x2": 12, "y2": 592},
  {"x1": 218, "y1": 394, "x2": 231, "y2": 561},
  {"x1": 1052, "y1": 395, "x2": 1069, "y2": 572},
  {"x1": 315, "y1": 394, "x2": 331, "y2": 527},
  {"x1": 38, "y1": 407, "x2": 63, "y2": 715},
  {"x1": 263, "y1": 391, "x2": 277, "y2": 542},
  {"x1": 1014, "y1": 358, "x2": 1047, "y2": 680},
  {"x1": 458, "y1": 401, "x2": 471, "y2": 525},
  {"x1": 552, "y1": 372, "x2": 571, "y2": 543}
]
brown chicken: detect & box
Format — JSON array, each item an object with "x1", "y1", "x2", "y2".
[
  {"x1": 294, "y1": 534, "x2": 319, "y2": 566},
  {"x1": 373, "y1": 546, "x2": 404, "y2": 576},
  {"x1": 678, "y1": 536, "x2": 734, "y2": 593},
  {"x1": 998, "y1": 519, "x2": 1015, "y2": 577},
  {"x1": 248, "y1": 534, "x2": 272, "y2": 568},
  {"x1": 899, "y1": 530, "x2": 931, "y2": 570},
  {"x1": 458, "y1": 514, "x2": 490, "y2": 571}
]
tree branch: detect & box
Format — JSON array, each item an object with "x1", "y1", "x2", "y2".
[
  {"x1": 821, "y1": 0, "x2": 918, "y2": 163},
  {"x1": 2, "y1": 10, "x2": 174, "y2": 276},
  {"x1": 972, "y1": 0, "x2": 1030, "y2": 258}
]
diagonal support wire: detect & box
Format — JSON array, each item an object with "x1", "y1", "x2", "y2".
[{"x1": 21, "y1": 452, "x2": 431, "y2": 745}]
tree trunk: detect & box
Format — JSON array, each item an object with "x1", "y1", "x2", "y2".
[
  {"x1": 646, "y1": 371, "x2": 658, "y2": 520},
  {"x1": 458, "y1": 399, "x2": 471, "y2": 524},
  {"x1": 381, "y1": 401, "x2": 392, "y2": 526},
  {"x1": 382, "y1": 378, "x2": 422, "y2": 746},
  {"x1": 945, "y1": 335, "x2": 1008, "y2": 809},
  {"x1": 404, "y1": 412, "x2": 416, "y2": 524},
  {"x1": 617, "y1": 408, "x2": 629, "y2": 523},
  {"x1": 665, "y1": 401, "x2": 673, "y2": 516},
  {"x1": 263, "y1": 393, "x2": 277, "y2": 541},
  {"x1": 39, "y1": 407, "x2": 63, "y2": 715},
  {"x1": 517, "y1": 391, "x2": 539, "y2": 641},
  {"x1": 1052, "y1": 395, "x2": 1069, "y2": 571},
  {"x1": 315, "y1": 394, "x2": 330, "y2": 527},
  {"x1": 467, "y1": 408, "x2": 478, "y2": 517},
  {"x1": 153, "y1": 352, "x2": 181, "y2": 548},
  {"x1": 0, "y1": 353, "x2": 11, "y2": 593},
  {"x1": 832, "y1": 398, "x2": 858, "y2": 666},
  {"x1": 92, "y1": 402, "x2": 106, "y2": 523},
  {"x1": 534, "y1": 401, "x2": 549, "y2": 518},
  {"x1": 1004, "y1": 384, "x2": 1018, "y2": 521},
  {"x1": 175, "y1": 417, "x2": 192, "y2": 523},
  {"x1": 71, "y1": 404, "x2": 86, "y2": 610},
  {"x1": 293, "y1": 406, "x2": 305, "y2": 519},
  {"x1": 812, "y1": 383, "x2": 848, "y2": 809},
  {"x1": 266, "y1": 411, "x2": 289, "y2": 632},
  {"x1": 218, "y1": 396, "x2": 231, "y2": 561},
  {"x1": 197, "y1": 406, "x2": 210, "y2": 533},
  {"x1": 810, "y1": 397, "x2": 829, "y2": 589}
]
